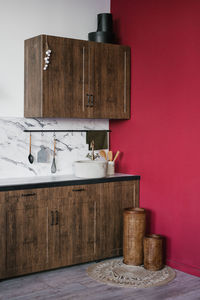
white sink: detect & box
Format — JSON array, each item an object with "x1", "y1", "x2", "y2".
[{"x1": 74, "y1": 160, "x2": 108, "y2": 178}]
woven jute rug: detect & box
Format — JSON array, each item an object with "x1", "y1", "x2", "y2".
[{"x1": 87, "y1": 258, "x2": 176, "y2": 288}]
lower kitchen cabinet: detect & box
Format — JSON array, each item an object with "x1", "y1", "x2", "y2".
[
  {"x1": 48, "y1": 184, "x2": 99, "y2": 269},
  {"x1": 5, "y1": 189, "x2": 48, "y2": 277},
  {"x1": 0, "y1": 194, "x2": 6, "y2": 278},
  {"x1": 96, "y1": 181, "x2": 139, "y2": 259},
  {"x1": 0, "y1": 179, "x2": 139, "y2": 279}
]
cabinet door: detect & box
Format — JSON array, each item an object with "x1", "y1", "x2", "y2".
[
  {"x1": 42, "y1": 36, "x2": 90, "y2": 118},
  {"x1": 5, "y1": 189, "x2": 48, "y2": 277},
  {"x1": 90, "y1": 43, "x2": 130, "y2": 119},
  {"x1": 96, "y1": 180, "x2": 139, "y2": 259},
  {"x1": 48, "y1": 184, "x2": 99, "y2": 268},
  {"x1": 69, "y1": 185, "x2": 98, "y2": 264},
  {"x1": 47, "y1": 186, "x2": 70, "y2": 269},
  {"x1": 0, "y1": 193, "x2": 6, "y2": 279}
]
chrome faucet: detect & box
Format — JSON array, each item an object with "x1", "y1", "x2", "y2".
[{"x1": 86, "y1": 140, "x2": 99, "y2": 160}]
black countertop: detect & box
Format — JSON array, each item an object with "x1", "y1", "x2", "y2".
[{"x1": 0, "y1": 173, "x2": 140, "y2": 191}]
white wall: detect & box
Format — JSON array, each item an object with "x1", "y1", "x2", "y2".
[
  {"x1": 0, "y1": 0, "x2": 110, "y2": 179},
  {"x1": 0, "y1": 0, "x2": 110, "y2": 117}
]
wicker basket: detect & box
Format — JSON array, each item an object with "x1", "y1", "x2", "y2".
[
  {"x1": 144, "y1": 234, "x2": 164, "y2": 271},
  {"x1": 123, "y1": 208, "x2": 146, "y2": 265}
]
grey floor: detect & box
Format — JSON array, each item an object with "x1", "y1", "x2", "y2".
[{"x1": 0, "y1": 259, "x2": 200, "y2": 300}]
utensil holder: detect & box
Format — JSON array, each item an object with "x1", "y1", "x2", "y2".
[{"x1": 107, "y1": 161, "x2": 115, "y2": 175}]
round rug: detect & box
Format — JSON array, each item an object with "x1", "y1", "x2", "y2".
[{"x1": 87, "y1": 258, "x2": 176, "y2": 288}]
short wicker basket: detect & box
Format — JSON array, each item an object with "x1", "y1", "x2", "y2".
[
  {"x1": 144, "y1": 234, "x2": 164, "y2": 271},
  {"x1": 123, "y1": 208, "x2": 146, "y2": 265}
]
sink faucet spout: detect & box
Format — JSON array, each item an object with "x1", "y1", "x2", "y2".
[{"x1": 86, "y1": 140, "x2": 100, "y2": 160}]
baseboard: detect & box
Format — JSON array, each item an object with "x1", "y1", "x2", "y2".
[{"x1": 167, "y1": 259, "x2": 200, "y2": 277}]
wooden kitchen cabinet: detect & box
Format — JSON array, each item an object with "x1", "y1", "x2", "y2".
[
  {"x1": 96, "y1": 180, "x2": 139, "y2": 259},
  {"x1": 0, "y1": 178, "x2": 139, "y2": 279},
  {"x1": 5, "y1": 189, "x2": 48, "y2": 277},
  {"x1": 24, "y1": 35, "x2": 130, "y2": 119},
  {"x1": 24, "y1": 36, "x2": 89, "y2": 118},
  {"x1": 90, "y1": 42, "x2": 130, "y2": 119},
  {"x1": 0, "y1": 193, "x2": 6, "y2": 278},
  {"x1": 47, "y1": 184, "x2": 99, "y2": 269}
]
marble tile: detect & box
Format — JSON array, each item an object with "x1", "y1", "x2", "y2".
[{"x1": 0, "y1": 118, "x2": 109, "y2": 178}]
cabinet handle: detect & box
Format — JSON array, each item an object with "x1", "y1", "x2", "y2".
[
  {"x1": 72, "y1": 188, "x2": 85, "y2": 192},
  {"x1": 51, "y1": 211, "x2": 54, "y2": 226},
  {"x1": 21, "y1": 193, "x2": 36, "y2": 197},
  {"x1": 86, "y1": 94, "x2": 90, "y2": 107},
  {"x1": 90, "y1": 95, "x2": 94, "y2": 107},
  {"x1": 55, "y1": 210, "x2": 59, "y2": 225}
]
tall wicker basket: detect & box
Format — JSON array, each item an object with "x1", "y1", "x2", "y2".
[
  {"x1": 144, "y1": 234, "x2": 164, "y2": 271},
  {"x1": 123, "y1": 208, "x2": 146, "y2": 265}
]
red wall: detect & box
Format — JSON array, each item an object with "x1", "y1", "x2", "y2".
[{"x1": 110, "y1": 0, "x2": 200, "y2": 276}]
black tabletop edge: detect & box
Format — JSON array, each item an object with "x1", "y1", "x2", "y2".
[{"x1": 0, "y1": 175, "x2": 140, "y2": 192}]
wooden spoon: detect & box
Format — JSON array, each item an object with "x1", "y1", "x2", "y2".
[
  {"x1": 99, "y1": 150, "x2": 107, "y2": 161},
  {"x1": 113, "y1": 151, "x2": 120, "y2": 162},
  {"x1": 108, "y1": 151, "x2": 113, "y2": 161},
  {"x1": 28, "y1": 133, "x2": 34, "y2": 164}
]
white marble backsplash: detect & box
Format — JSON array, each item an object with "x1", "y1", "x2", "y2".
[{"x1": 0, "y1": 118, "x2": 109, "y2": 179}]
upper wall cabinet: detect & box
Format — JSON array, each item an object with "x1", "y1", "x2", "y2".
[{"x1": 24, "y1": 35, "x2": 130, "y2": 119}]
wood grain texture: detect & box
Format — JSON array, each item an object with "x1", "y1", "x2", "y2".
[
  {"x1": 0, "y1": 192, "x2": 6, "y2": 278},
  {"x1": 47, "y1": 185, "x2": 100, "y2": 268},
  {"x1": 24, "y1": 35, "x2": 131, "y2": 119},
  {"x1": 5, "y1": 189, "x2": 48, "y2": 277},
  {"x1": 90, "y1": 42, "x2": 130, "y2": 119},
  {"x1": 42, "y1": 36, "x2": 89, "y2": 118},
  {"x1": 144, "y1": 234, "x2": 164, "y2": 271},
  {"x1": 96, "y1": 180, "x2": 139, "y2": 259},
  {"x1": 123, "y1": 208, "x2": 146, "y2": 265},
  {"x1": 0, "y1": 180, "x2": 139, "y2": 280},
  {"x1": 24, "y1": 35, "x2": 43, "y2": 117}
]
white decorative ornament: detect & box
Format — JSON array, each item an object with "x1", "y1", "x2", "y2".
[{"x1": 43, "y1": 49, "x2": 52, "y2": 71}]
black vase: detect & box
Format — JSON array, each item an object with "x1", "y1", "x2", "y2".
[
  {"x1": 88, "y1": 13, "x2": 115, "y2": 44},
  {"x1": 97, "y1": 13, "x2": 113, "y2": 32}
]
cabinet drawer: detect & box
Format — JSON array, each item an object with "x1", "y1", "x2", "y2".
[
  {"x1": 5, "y1": 188, "x2": 48, "y2": 209},
  {"x1": 48, "y1": 184, "x2": 100, "y2": 206}
]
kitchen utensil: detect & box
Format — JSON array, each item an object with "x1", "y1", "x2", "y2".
[
  {"x1": 37, "y1": 145, "x2": 49, "y2": 163},
  {"x1": 51, "y1": 138, "x2": 56, "y2": 173},
  {"x1": 28, "y1": 133, "x2": 34, "y2": 164},
  {"x1": 99, "y1": 150, "x2": 107, "y2": 161},
  {"x1": 108, "y1": 151, "x2": 113, "y2": 161},
  {"x1": 113, "y1": 151, "x2": 120, "y2": 162}
]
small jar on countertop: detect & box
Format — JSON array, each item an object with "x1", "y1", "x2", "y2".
[{"x1": 107, "y1": 161, "x2": 115, "y2": 176}]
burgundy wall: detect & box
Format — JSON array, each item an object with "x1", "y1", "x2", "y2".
[{"x1": 110, "y1": 0, "x2": 200, "y2": 276}]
